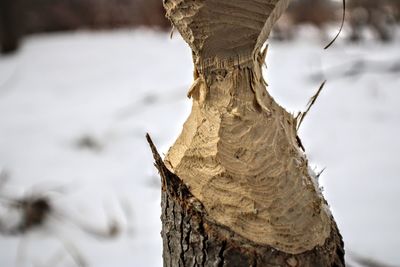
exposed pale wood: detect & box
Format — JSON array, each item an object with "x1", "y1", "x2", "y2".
[{"x1": 158, "y1": 0, "x2": 345, "y2": 263}]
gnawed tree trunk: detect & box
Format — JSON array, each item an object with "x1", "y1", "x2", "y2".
[{"x1": 148, "y1": 0, "x2": 345, "y2": 266}]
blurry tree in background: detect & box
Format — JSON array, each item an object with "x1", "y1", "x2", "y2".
[
  {"x1": 2, "y1": 0, "x2": 400, "y2": 54},
  {"x1": 22, "y1": 0, "x2": 169, "y2": 32},
  {"x1": 274, "y1": 0, "x2": 339, "y2": 40},
  {"x1": 0, "y1": 0, "x2": 169, "y2": 54},
  {"x1": 274, "y1": 0, "x2": 400, "y2": 42},
  {"x1": 348, "y1": 0, "x2": 399, "y2": 41},
  {"x1": 0, "y1": 0, "x2": 23, "y2": 54},
  {"x1": 1, "y1": 0, "x2": 400, "y2": 54}
]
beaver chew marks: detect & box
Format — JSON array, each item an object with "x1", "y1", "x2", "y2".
[{"x1": 163, "y1": 0, "x2": 332, "y2": 254}]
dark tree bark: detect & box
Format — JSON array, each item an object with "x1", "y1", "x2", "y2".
[
  {"x1": 147, "y1": 135, "x2": 345, "y2": 267},
  {"x1": 0, "y1": 0, "x2": 22, "y2": 54}
]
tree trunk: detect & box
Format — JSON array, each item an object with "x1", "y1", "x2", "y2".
[
  {"x1": 0, "y1": 0, "x2": 21, "y2": 54},
  {"x1": 149, "y1": 0, "x2": 345, "y2": 266},
  {"x1": 147, "y1": 136, "x2": 344, "y2": 267}
]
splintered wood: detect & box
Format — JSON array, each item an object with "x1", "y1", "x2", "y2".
[{"x1": 163, "y1": 0, "x2": 332, "y2": 254}]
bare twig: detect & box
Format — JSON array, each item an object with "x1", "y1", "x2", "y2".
[
  {"x1": 296, "y1": 81, "x2": 326, "y2": 131},
  {"x1": 170, "y1": 25, "x2": 175, "y2": 39},
  {"x1": 316, "y1": 167, "x2": 326, "y2": 179},
  {"x1": 324, "y1": 0, "x2": 346, "y2": 49}
]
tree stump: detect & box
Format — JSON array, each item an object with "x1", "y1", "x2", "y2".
[{"x1": 148, "y1": 0, "x2": 345, "y2": 266}]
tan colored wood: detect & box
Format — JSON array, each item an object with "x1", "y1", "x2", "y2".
[{"x1": 163, "y1": 0, "x2": 337, "y2": 255}]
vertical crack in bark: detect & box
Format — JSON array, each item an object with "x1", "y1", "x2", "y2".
[
  {"x1": 178, "y1": 202, "x2": 185, "y2": 266},
  {"x1": 171, "y1": 198, "x2": 177, "y2": 266},
  {"x1": 184, "y1": 217, "x2": 191, "y2": 253},
  {"x1": 167, "y1": 195, "x2": 173, "y2": 267},
  {"x1": 216, "y1": 240, "x2": 227, "y2": 267},
  {"x1": 200, "y1": 219, "x2": 208, "y2": 267},
  {"x1": 183, "y1": 214, "x2": 194, "y2": 266},
  {"x1": 162, "y1": 192, "x2": 172, "y2": 267}
]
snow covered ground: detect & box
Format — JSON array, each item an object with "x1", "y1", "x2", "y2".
[{"x1": 0, "y1": 28, "x2": 399, "y2": 266}]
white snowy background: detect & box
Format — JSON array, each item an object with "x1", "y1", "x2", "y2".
[{"x1": 0, "y1": 28, "x2": 399, "y2": 266}]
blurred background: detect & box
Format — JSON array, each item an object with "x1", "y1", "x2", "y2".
[{"x1": 0, "y1": 0, "x2": 399, "y2": 266}]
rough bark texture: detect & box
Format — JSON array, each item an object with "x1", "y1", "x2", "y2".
[{"x1": 147, "y1": 135, "x2": 345, "y2": 267}]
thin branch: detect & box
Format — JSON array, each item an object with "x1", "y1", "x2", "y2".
[
  {"x1": 170, "y1": 25, "x2": 175, "y2": 39},
  {"x1": 296, "y1": 81, "x2": 326, "y2": 131},
  {"x1": 316, "y1": 168, "x2": 326, "y2": 179},
  {"x1": 324, "y1": 0, "x2": 346, "y2": 49}
]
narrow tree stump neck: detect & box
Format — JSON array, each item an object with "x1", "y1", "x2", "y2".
[
  {"x1": 147, "y1": 135, "x2": 345, "y2": 267},
  {"x1": 164, "y1": 61, "x2": 335, "y2": 253},
  {"x1": 157, "y1": 0, "x2": 345, "y2": 264}
]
